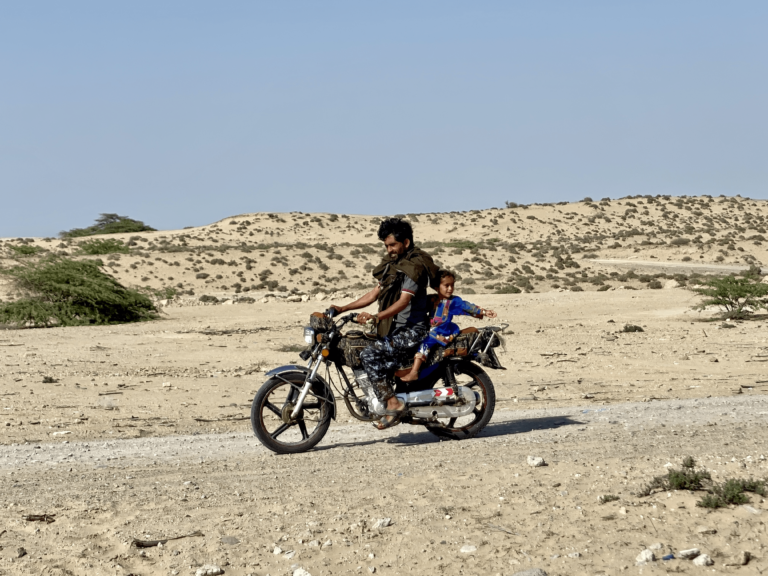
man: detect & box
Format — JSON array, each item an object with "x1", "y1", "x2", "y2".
[{"x1": 331, "y1": 217, "x2": 439, "y2": 428}]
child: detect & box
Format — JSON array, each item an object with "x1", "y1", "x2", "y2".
[{"x1": 400, "y1": 270, "x2": 497, "y2": 382}]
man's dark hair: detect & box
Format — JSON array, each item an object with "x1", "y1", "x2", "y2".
[{"x1": 377, "y1": 217, "x2": 414, "y2": 245}]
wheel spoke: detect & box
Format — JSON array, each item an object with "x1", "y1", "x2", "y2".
[
  {"x1": 298, "y1": 420, "x2": 309, "y2": 440},
  {"x1": 264, "y1": 402, "x2": 282, "y2": 417},
  {"x1": 270, "y1": 422, "x2": 293, "y2": 439}
]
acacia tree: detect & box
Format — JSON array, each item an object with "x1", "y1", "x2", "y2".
[
  {"x1": 692, "y1": 269, "x2": 768, "y2": 319},
  {"x1": 60, "y1": 213, "x2": 156, "y2": 238}
]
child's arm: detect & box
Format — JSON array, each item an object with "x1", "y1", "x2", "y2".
[{"x1": 451, "y1": 297, "x2": 496, "y2": 319}]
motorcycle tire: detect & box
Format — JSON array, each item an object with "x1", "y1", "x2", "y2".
[
  {"x1": 251, "y1": 371, "x2": 332, "y2": 454},
  {"x1": 425, "y1": 362, "x2": 495, "y2": 441}
]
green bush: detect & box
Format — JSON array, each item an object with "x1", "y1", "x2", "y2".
[
  {"x1": 60, "y1": 213, "x2": 155, "y2": 238},
  {"x1": 692, "y1": 274, "x2": 768, "y2": 319},
  {"x1": 0, "y1": 258, "x2": 157, "y2": 328},
  {"x1": 8, "y1": 245, "x2": 44, "y2": 257},
  {"x1": 697, "y1": 478, "x2": 766, "y2": 509},
  {"x1": 495, "y1": 285, "x2": 521, "y2": 294},
  {"x1": 639, "y1": 457, "x2": 711, "y2": 497},
  {"x1": 78, "y1": 238, "x2": 130, "y2": 255}
]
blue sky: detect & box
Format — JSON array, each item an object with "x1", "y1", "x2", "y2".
[{"x1": 1, "y1": 1, "x2": 766, "y2": 237}]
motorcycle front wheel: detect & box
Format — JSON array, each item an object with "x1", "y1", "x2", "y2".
[{"x1": 251, "y1": 371, "x2": 332, "y2": 454}]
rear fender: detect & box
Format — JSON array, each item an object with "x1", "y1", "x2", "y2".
[{"x1": 264, "y1": 365, "x2": 337, "y2": 420}]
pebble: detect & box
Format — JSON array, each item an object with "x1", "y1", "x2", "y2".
[
  {"x1": 273, "y1": 546, "x2": 283, "y2": 555},
  {"x1": 293, "y1": 569, "x2": 312, "y2": 576},
  {"x1": 741, "y1": 505, "x2": 761, "y2": 515},
  {"x1": 17, "y1": 547, "x2": 27, "y2": 559},
  {"x1": 371, "y1": 518, "x2": 392, "y2": 529},
  {"x1": 635, "y1": 549, "x2": 655, "y2": 564},
  {"x1": 648, "y1": 543, "x2": 663, "y2": 551},
  {"x1": 321, "y1": 540, "x2": 332, "y2": 549},
  {"x1": 696, "y1": 526, "x2": 716, "y2": 534},
  {"x1": 510, "y1": 570, "x2": 548, "y2": 576},
  {"x1": 527, "y1": 456, "x2": 546, "y2": 467},
  {"x1": 195, "y1": 565, "x2": 224, "y2": 576},
  {"x1": 220, "y1": 536, "x2": 239, "y2": 545},
  {"x1": 678, "y1": 548, "x2": 700, "y2": 559},
  {"x1": 460, "y1": 545, "x2": 477, "y2": 554},
  {"x1": 727, "y1": 551, "x2": 751, "y2": 566},
  {"x1": 692, "y1": 554, "x2": 714, "y2": 566}
]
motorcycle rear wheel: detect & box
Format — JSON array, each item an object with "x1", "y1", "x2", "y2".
[
  {"x1": 425, "y1": 362, "x2": 495, "y2": 440},
  {"x1": 251, "y1": 372, "x2": 332, "y2": 454}
]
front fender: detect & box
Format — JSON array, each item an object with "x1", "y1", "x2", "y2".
[
  {"x1": 264, "y1": 365, "x2": 337, "y2": 420},
  {"x1": 266, "y1": 364, "x2": 310, "y2": 377}
]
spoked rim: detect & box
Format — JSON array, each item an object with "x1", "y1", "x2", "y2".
[
  {"x1": 431, "y1": 368, "x2": 488, "y2": 432},
  {"x1": 256, "y1": 379, "x2": 329, "y2": 447}
]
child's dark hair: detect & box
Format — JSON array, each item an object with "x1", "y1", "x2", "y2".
[{"x1": 439, "y1": 269, "x2": 456, "y2": 281}]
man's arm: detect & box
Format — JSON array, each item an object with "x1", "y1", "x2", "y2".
[
  {"x1": 330, "y1": 286, "x2": 380, "y2": 314},
  {"x1": 356, "y1": 291, "x2": 411, "y2": 324}
]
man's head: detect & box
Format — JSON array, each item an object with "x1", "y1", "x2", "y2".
[{"x1": 377, "y1": 217, "x2": 414, "y2": 259}]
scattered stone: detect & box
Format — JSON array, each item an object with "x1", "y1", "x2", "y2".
[
  {"x1": 220, "y1": 536, "x2": 239, "y2": 545},
  {"x1": 619, "y1": 507, "x2": 627, "y2": 515},
  {"x1": 636, "y1": 549, "x2": 655, "y2": 565},
  {"x1": 527, "y1": 456, "x2": 546, "y2": 467},
  {"x1": 314, "y1": 292, "x2": 327, "y2": 302},
  {"x1": 307, "y1": 540, "x2": 319, "y2": 547},
  {"x1": 678, "y1": 548, "x2": 700, "y2": 559},
  {"x1": 510, "y1": 569, "x2": 548, "y2": 576},
  {"x1": 460, "y1": 544, "x2": 477, "y2": 554},
  {"x1": 725, "y1": 551, "x2": 751, "y2": 566},
  {"x1": 368, "y1": 567, "x2": 376, "y2": 574},
  {"x1": 567, "y1": 552, "x2": 580, "y2": 558},
  {"x1": 17, "y1": 547, "x2": 27, "y2": 559},
  {"x1": 286, "y1": 295, "x2": 302, "y2": 303},
  {"x1": 692, "y1": 554, "x2": 713, "y2": 566},
  {"x1": 321, "y1": 540, "x2": 332, "y2": 549},
  {"x1": 195, "y1": 565, "x2": 224, "y2": 576},
  {"x1": 284, "y1": 550, "x2": 296, "y2": 559},
  {"x1": 273, "y1": 546, "x2": 283, "y2": 555},
  {"x1": 696, "y1": 526, "x2": 717, "y2": 535},
  {"x1": 648, "y1": 543, "x2": 663, "y2": 550},
  {"x1": 293, "y1": 569, "x2": 312, "y2": 576},
  {"x1": 371, "y1": 518, "x2": 392, "y2": 529},
  {"x1": 741, "y1": 505, "x2": 762, "y2": 515},
  {"x1": 664, "y1": 280, "x2": 680, "y2": 289}
]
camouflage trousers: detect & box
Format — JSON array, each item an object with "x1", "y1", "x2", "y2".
[{"x1": 359, "y1": 325, "x2": 428, "y2": 401}]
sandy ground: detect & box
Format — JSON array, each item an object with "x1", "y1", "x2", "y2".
[
  {"x1": 1, "y1": 198, "x2": 768, "y2": 575},
  {"x1": 1, "y1": 289, "x2": 768, "y2": 575}
]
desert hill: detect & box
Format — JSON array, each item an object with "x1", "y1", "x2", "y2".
[{"x1": 1, "y1": 194, "x2": 766, "y2": 304}]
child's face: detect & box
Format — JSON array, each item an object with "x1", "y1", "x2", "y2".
[{"x1": 438, "y1": 276, "x2": 455, "y2": 299}]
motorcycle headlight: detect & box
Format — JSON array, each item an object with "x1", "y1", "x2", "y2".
[{"x1": 303, "y1": 327, "x2": 316, "y2": 345}]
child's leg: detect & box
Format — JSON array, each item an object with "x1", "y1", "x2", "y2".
[{"x1": 400, "y1": 353, "x2": 424, "y2": 382}]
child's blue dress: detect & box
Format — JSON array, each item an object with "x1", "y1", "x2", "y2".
[{"x1": 417, "y1": 296, "x2": 483, "y2": 357}]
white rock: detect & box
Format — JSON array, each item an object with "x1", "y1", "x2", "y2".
[
  {"x1": 321, "y1": 540, "x2": 332, "y2": 549},
  {"x1": 307, "y1": 540, "x2": 319, "y2": 547},
  {"x1": 692, "y1": 554, "x2": 713, "y2": 566},
  {"x1": 664, "y1": 280, "x2": 680, "y2": 289},
  {"x1": 293, "y1": 569, "x2": 312, "y2": 576},
  {"x1": 460, "y1": 544, "x2": 477, "y2": 554},
  {"x1": 222, "y1": 299, "x2": 234, "y2": 305},
  {"x1": 648, "y1": 543, "x2": 663, "y2": 550},
  {"x1": 284, "y1": 550, "x2": 296, "y2": 559},
  {"x1": 741, "y1": 505, "x2": 762, "y2": 515},
  {"x1": 679, "y1": 548, "x2": 700, "y2": 559},
  {"x1": 527, "y1": 456, "x2": 545, "y2": 467},
  {"x1": 286, "y1": 295, "x2": 302, "y2": 303},
  {"x1": 301, "y1": 294, "x2": 310, "y2": 302},
  {"x1": 314, "y1": 292, "x2": 327, "y2": 302},
  {"x1": 371, "y1": 518, "x2": 392, "y2": 529},
  {"x1": 273, "y1": 546, "x2": 283, "y2": 555},
  {"x1": 635, "y1": 549, "x2": 655, "y2": 564},
  {"x1": 195, "y1": 565, "x2": 224, "y2": 576}
]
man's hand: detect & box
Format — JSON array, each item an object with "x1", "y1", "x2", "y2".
[
  {"x1": 357, "y1": 312, "x2": 376, "y2": 324},
  {"x1": 329, "y1": 305, "x2": 345, "y2": 314}
]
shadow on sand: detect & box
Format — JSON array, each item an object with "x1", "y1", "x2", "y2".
[{"x1": 314, "y1": 414, "x2": 583, "y2": 452}]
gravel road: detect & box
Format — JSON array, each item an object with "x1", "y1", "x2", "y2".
[{"x1": 4, "y1": 394, "x2": 766, "y2": 471}]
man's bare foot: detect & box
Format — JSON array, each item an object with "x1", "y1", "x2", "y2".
[
  {"x1": 399, "y1": 370, "x2": 419, "y2": 382},
  {"x1": 375, "y1": 397, "x2": 406, "y2": 430}
]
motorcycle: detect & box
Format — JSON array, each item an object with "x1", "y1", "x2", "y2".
[{"x1": 250, "y1": 309, "x2": 507, "y2": 454}]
